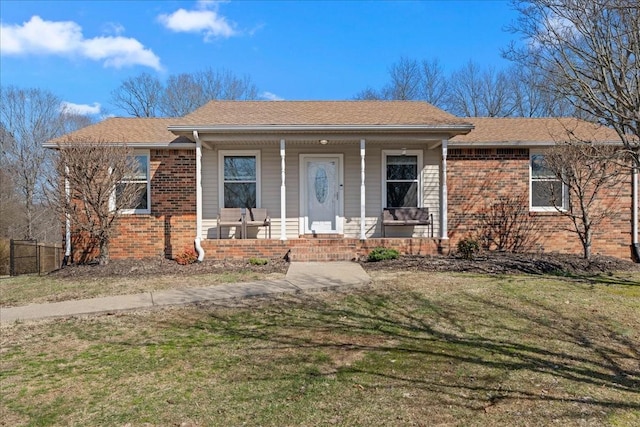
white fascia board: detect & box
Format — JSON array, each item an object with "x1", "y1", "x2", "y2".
[
  {"x1": 43, "y1": 141, "x2": 196, "y2": 149},
  {"x1": 167, "y1": 124, "x2": 474, "y2": 135},
  {"x1": 449, "y1": 140, "x2": 623, "y2": 148}
]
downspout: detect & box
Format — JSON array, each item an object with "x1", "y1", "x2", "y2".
[
  {"x1": 193, "y1": 130, "x2": 205, "y2": 262},
  {"x1": 440, "y1": 139, "x2": 449, "y2": 241},
  {"x1": 360, "y1": 139, "x2": 366, "y2": 240},
  {"x1": 63, "y1": 167, "x2": 71, "y2": 266},
  {"x1": 632, "y1": 164, "x2": 640, "y2": 262}
]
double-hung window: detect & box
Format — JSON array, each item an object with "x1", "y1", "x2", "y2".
[
  {"x1": 219, "y1": 151, "x2": 260, "y2": 208},
  {"x1": 383, "y1": 150, "x2": 422, "y2": 208},
  {"x1": 530, "y1": 152, "x2": 566, "y2": 211},
  {"x1": 118, "y1": 152, "x2": 150, "y2": 214}
]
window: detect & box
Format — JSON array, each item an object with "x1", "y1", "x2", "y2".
[
  {"x1": 118, "y1": 152, "x2": 150, "y2": 214},
  {"x1": 530, "y1": 152, "x2": 566, "y2": 211},
  {"x1": 219, "y1": 151, "x2": 260, "y2": 208},
  {"x1": 383, "y1": 150, "x2": 422, "y2": 208}
]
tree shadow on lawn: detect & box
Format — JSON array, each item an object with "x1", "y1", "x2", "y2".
[{"x1": 181, "y1": 286, "x2": 640, "y2": 415}]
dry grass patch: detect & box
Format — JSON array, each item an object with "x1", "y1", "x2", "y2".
[{"x1": 1, "y1": 272, "x2": 639, "y2": 426}]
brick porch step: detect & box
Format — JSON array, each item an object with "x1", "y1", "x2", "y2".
[{"x1": 200, "y1": 237, "x2": 447, "y2": 261}]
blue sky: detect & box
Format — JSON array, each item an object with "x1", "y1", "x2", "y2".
[{"x1": 0, "y1": 0, "x2": 519, "y2": 117}]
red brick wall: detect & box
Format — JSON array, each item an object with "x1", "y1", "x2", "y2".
[
  {"x1": 71, "y1": 149, "x2": 197, "y2": 261},
  {"x1": 448, "y1": 148, "x2": 632, "y2": 259}
]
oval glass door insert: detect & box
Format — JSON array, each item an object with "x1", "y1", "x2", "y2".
[{"x1": 315, "y1": 167, "x2": 328, "y2": 203}]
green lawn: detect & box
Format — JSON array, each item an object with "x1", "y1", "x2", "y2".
[{"x1": 1, "y1": 271, "x2": 639, "y2": 426}]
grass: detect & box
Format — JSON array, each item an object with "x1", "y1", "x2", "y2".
[
  {"x1": 0, "y1": 270, "x2": 282, "y2": 307},
  {"x1": 1, "y1": 270, "x2": 639, "y2": 426}
]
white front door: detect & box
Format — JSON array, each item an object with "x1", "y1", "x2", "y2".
[{"x1": 300, "y1": 155, "x2": 343, "y2": 234}]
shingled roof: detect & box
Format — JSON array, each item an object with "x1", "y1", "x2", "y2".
[
  {"x1": 180, "y1": 100, "x2": 471, "y2": 126},
  {"x1": 451, "y1": 117, "x2": 621, "y2": 144},
  {"x1": 48, "y1": 117, "x2": 190, "y2": 145}
]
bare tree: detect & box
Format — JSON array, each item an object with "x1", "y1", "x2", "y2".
[
  {"x1": 540, "y1": 142, "x2": 626, "y2": 259},
  {"x1": 419, "y1": 59, "x2": 449, "y2": 108},
  {"x1": 382, "y1": 57, "x2": 422, "y2": 100},
  {"x1": 159, "y1": 73, "x2": 204, "y2": 117},
  {"x1": 353, "y1": 86, "x2": 385, "y2": 100},
  {"x1": 506, "y1": 0, "x2": 639, "y2": 154},
  {"x1": 110, "y1": 72, "x2": 163, "y2": 117},
  {"x1": 508, "y1": 66, "x2": 575, "y2": 117},
  {"x1": 447, "y1": 61, "x2": 516, "y2": 117},
  {"x1": 1, "y1": 86, "x2": 66, "y2": 239},
  {"x1": 199, "y1": 68, "x2": 258, "y2": 101},
  {"x1": 159, "y1": 68, "x2": 259, "y2": 117},
  {"x1": 113, "y1": 69, "x2": 259, "y2": 118},
  {"x1": 48, "y1": 141, "x2": 145, "y2": 265},
  {"x1": 506, "y1": 0, "x2": 640, "y2": 256}
]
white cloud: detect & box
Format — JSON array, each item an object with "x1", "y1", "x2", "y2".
[
  {"x1": 102, "y1": 22, "x2": 126, "y2": 36},
  {"x1": 261, "y1": 91, "x2": 284, "y2": 101},
  {"x1": 0, "y1": 15, "x2": 162, "y2": 70},
  {"x1": 61, "y1": 101, "x2": 101, "y2": 116},
  {"x1": 158, "y1": 4, "x2": 236, "y2": 40}
]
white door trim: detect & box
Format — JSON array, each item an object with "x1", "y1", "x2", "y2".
[{"x1": 299, "y1": 154, "x2": 344, "y2": 235}]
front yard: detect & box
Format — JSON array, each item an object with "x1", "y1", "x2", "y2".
[{"x1": 1, "y1": 263, "x2": 639, "y2": 426}]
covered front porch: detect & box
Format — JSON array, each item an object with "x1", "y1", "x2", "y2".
[
  {"x1": 164, "y1": 100, "x2": 474, "y2": 261},
  {"x1": 190, "y1": 136, "x2": 452, "y2": 243}
]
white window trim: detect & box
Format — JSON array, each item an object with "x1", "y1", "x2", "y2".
[
  {"x1": 382, "y1": 149, "x2": 423, "y2": 208},
  {"x1": 529, "y1": 150, "x2": 567, "y2": 212},
  {"x1": 120, "y1": 150, "x2": 151, "y2": 215},
  {"x1": 218, "y1": 150, "x2": 261, "y2": 209}
]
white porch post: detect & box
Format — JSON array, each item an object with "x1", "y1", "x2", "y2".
[
  {"x1": 360, "y1": 139, "x2": 367, "y2": 240},
  {"x1": 280, "y1": 139, "x2": 287, "y2": 241},
  {"x1": 440, "y1": 139, "x2": 448, "y2": 240}
]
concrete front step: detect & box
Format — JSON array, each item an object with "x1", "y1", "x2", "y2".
[{"x1": 289, "y1": 249, "x2": 357, "y2": 262}]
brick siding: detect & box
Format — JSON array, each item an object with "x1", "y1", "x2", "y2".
[
  {"x1": 448, "y1": 148, "x2": 632, "y2": 259},
  {"x1": 70, "y1": 149, "x2": 197, "y2": 261}
]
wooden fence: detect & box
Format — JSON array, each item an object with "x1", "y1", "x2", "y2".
[{"x1": 7, "y1": 240, "x2": 63, "y2": 276}]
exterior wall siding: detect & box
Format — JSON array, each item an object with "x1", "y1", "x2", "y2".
[
  {"x1": 447, "y1": 147, "x2": 632, "y2": 259},
  {"x1": 71, "y1": 149, "x2": 197, "y2": 261},
  {"x1": 72, "y1": 144, "x2": 634, "y2": 261}
]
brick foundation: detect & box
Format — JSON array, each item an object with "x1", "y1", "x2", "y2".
[{"x1": 200, "y1": 238, "x2": 449, "y2": 262}]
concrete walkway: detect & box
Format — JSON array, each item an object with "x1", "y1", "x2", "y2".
[{"x1": 0, "y1": 262, "x2": 371, "y2": 325}]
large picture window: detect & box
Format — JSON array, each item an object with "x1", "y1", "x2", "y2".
[
  {"x1": 530, "y1": 152, "x2": 566, "y2": 211},
  {"x1": 118, "y1": 152, "x2": 150, "y2": 214},
  {"x1": 219, "y1": 151, "x2": 260, "y2": 208},
  {"x1": 383, "y1": 151, "x2": 422, "y2": 208}
]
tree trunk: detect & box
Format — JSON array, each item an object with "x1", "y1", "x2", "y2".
[
  {"x1": 98, "y1": 239, "x2": 110, "y2": 265},
  {"x1": 583, "y1": 228, "x2": 592, "y2": 261}
]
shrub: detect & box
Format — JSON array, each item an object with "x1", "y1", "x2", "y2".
[
  {"x1": 248, "y1": 257, "x2": 268, "y2": 266},
  {"x1": 457, "y1": 237, "x2": 480, "y2": 260},
  {"x1": 175, "y1": 247, "x2": 198, "y2": 265},
  {"x1": 367, "y1": 247, "x2": 400, "y2": 262}
]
